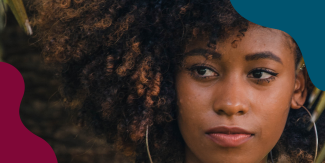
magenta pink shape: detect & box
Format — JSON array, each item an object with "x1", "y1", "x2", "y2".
[{"x1": 0, "y1": 62, "x2": 57, "y2": 163}]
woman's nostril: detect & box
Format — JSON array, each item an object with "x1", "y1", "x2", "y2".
[
  {"x1": 217, "y1": 110, "x2": 226, "y2": 115},
  {"x1": 214, "y1": 104, "x2": 249, "y2": 116}
]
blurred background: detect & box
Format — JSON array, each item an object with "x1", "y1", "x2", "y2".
[{"x1": 0, "y1": 2, "x2": 128, "y2": 163}]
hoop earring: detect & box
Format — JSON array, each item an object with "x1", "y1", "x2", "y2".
[
  {"x1": 146, "y1": 125, "x2": 153, "y2": 163},
  {"x1": 299, "y1": 105, "x2": 319, "y2": 163},
  {"x1": 269, "y1": 105, "x2": 318, "y2": 163},
  {"x1": 269, "y1": 149, "x2": 274, "y2": 163}
]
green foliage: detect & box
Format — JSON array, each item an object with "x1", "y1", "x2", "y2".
[{"x1": 1, "y1": 0, "x2": 32, "y2": 35}]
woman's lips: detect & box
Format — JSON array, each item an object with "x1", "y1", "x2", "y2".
[{"x1": 205, "y1": 126, "x2": 254, "y2": 147}]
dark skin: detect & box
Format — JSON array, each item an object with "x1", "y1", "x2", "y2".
[{"x1": 175, "y1": 23, "x2": 308, "y2": 163}]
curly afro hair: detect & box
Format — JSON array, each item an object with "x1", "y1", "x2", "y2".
[{"x1": 31, "y1": 0, "x2": 324, "y2": 162}]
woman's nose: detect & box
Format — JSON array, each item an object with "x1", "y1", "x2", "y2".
[{"x1": 212, "y1": 78, "x2": 250, "y2": 116}]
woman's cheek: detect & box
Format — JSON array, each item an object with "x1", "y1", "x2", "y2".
[
  {"x1": 176, "y1": 75, "x2": 211, "y2": 140},
  {"x1": 253, "y1": 84, "x2": 292, "y2": 146}
]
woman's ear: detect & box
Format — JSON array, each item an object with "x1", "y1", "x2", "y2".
[{"x1": 291, "y1": 69, "x2": 308, "y2": 109}]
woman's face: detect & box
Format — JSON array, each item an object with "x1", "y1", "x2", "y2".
[{"x1": 176, "y1": 24, "x2": 302, "y2": 163}]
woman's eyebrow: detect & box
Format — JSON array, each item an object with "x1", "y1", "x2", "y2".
[
  {"x1": 183, "y1": 48, "x2": 222, "y2": 59},
  {"x1": 245, "y1": 51, "x2": 283, "y2": 64}
]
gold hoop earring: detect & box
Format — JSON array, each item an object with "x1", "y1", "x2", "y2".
[
  {"x1": 299, "y1": 105, "x2": 319, "y2": 163},
  {"x1": 269, "y1": 105, "x2": 318, "y2": 163},
  {"x1": 295, "y1": 58, "x2": 318, "y2": 162},
  {"x1": 146, "y1": 125, "x2": 153, "y2": 163}
]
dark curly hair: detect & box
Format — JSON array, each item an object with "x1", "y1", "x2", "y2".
[{"x1": 30, "y1": 0, "x2": 324, "y2": 162}]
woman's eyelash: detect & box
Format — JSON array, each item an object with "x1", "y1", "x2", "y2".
[
  {"x1": 186, "y1": 64, "x2": 218, "y2": 79},
  {"x1": 248, "y1": 68, "x2": 278, "y2": 84},
  {"x1": 256, "y1": 76, "x2": 276, "y2": 84},
  {"x1": 185, "y1": 65, "x2": 278, "y2": 84},
  {"x1": 249, "y1": 68, "x2": 278, "y2": 76}
]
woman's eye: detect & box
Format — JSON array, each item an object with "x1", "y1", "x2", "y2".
[
  {"x1": 250, "y1": 71, "x2": 272, "y2": 79},
  {"x1": 195, "y1": 67, "x2": 216, "y2": 77},
  {"x1": 187, "y1": 65, "x2": 218, "y2": 78},
  {"x1": 248, "y1": 68, "x2": 278, "y2": 83}
]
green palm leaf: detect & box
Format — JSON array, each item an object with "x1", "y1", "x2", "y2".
[
  {"x1": 316, "y1": 145, "x2": 325, "y2": 163},
  {"x1": 1, "y1": 0, "x2": 32, "y2": 35}
]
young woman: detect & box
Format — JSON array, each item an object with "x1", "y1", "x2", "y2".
[{"x1": 32, "y1": 0, "x2": 324, "y2": 162}]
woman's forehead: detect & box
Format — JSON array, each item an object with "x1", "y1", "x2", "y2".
[
  {"x1": 185, "y1": 24, "x2": 295, "y2": 65},
  {"x1": 220, "y1": 25, "x2": 289, "y2": 51}
]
